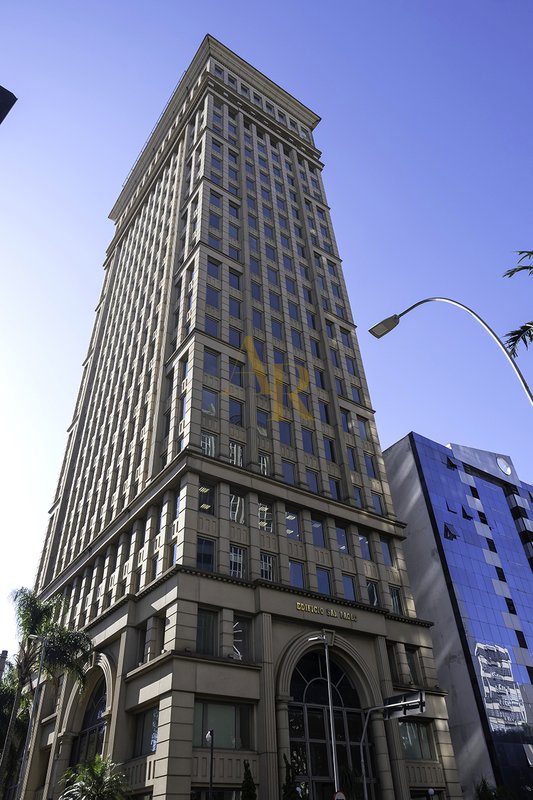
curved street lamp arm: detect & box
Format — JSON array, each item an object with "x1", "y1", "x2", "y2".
[{"x1": 376, "y1": 296, "x2": 533, "y2": 407}]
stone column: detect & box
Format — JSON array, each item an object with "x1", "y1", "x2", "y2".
[{"x1": 256, "y1": 613, "x2": 277, "y2": 800}]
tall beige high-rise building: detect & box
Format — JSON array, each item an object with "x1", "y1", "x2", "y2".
[{"x1": 24, "y1": 36, "x2": 462, "y2": 800}]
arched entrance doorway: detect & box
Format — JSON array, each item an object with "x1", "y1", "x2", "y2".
[
  {"x1": 70, "y1": 678, "x2": 107, "y2": 766},
  {"x1": 288, "y1": 651, "x2": 375, "y2": 800}
]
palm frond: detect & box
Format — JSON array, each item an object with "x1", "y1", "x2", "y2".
[
  {"x1": 12, "y1": 588, "x2": 59, "y2": 638},
  {"x1": 504, "y1": 323, "x2": 533, "y2": 359},
  {"x1": 59, "y1": 755, "x2": 128, "y2": 800},
  {"x1": 503, "y1": 250, "x2": 533, "y2": 279},
  {"x1": 43, "y1": 627, "x2": 92, "y2": 686}
]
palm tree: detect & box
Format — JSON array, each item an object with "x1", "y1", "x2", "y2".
[
  {"x1": 0, "y1": 588, "x2": 92, "y2": 797},
  {"x1": 59, "y1": 755, "x2": 127, "y2": 800},
  {"x1": 503, "y1": 250, "x2": 533, "y2": 358},
  {"x1": 0, "y1": 664, "x2": 28, "y2": 788}
]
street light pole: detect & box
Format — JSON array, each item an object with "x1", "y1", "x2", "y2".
[
  {"x1": 369, "y1": 296, "x2": 533, "y2": 406},
  {"x1": 308, "y1": 631, "x2": 339, "y2": 792},
  {"x1": 205, "y1": 729, "x2": 214, "y2": 800},
  {"x1": 15, "y1": 635, "x2": 47, "y2": 800}
]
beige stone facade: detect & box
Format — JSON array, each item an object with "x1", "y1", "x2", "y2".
[{"x1": 24, "y1": 35, "x2": 462, "y2": 800}]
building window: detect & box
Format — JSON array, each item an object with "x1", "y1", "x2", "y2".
[
  {"x1": 286, "y1": 509, "x2": 301, "y2": 540},
  {"x1": 229, "y1": 545, "x2": 246, "y2": 579},
  {"x1": 198, "y1": 484, "x2": 215, "y2": 515},
  {"x1": 205, "y1": 316, "x2": 219, "y2": 337},
  {"x1": 316, "y1": 567, "x2": 331, "y2": 595},
  {"x1": 342, "y1": 574, "x2": 356, "y2": 601},
  {"x1": 282, "y1": 460, "x2": 296, "y2": 484},
  {"x1": 279, "y1": 420, "x2": 292, "y2": 446},
  {"x1": 70, "y1": 680, "x2": 107, "y2": 766},
  {"x1": 200, "y1": 431, "x2": 216, "y2": 458},
  {"x1": 197, "y1": 538, "x2": 215, "y2": 571},
  {"x1": 353, "y1": 486, "x2": 363, "y2": 508},
  {"x1": 366, "y1": 579, "x2": 379, "y2": 606},
  {"x1": 229, "y1": 441, "x2": 244, "y2": 466},
  {"x1": 252, "y1": 308, "x2": 263, "y2": 330},
  {"x1": 201, "y1": 387, "x2": 218, "y2": 416},
  {"x1": 347, "y1": 447, "x2": 358, "y2": 472},
  {"x1": 228, "y1": 326, "x2": 242, "y2": 348},
  {"x1": 380, "y1": 537, "x2": 394, "y2": 566},
  {"x1": 311, "y1": 517, "x2": 325, "y2": 547},
  {"x1": 364, "y1": 453, "x2": 377, "y2": 479},
  {"x1": 302, "y1": 428, "x2": 315, "y2": 454},
  {"x1": 306, "y1": 469, "x2": 319, "y2": 493},
  {"x1": 260, "y1": 552, "x2": 275, "y2": 581},
  {"x1": 233, "y1": 616, "x2": 251, "y2": 660},
  {"x1": 272, "y1": 319, "x2": 283, "y2": 339},
  {"x1": 257, "y1": 410, "x2": 269, "y2": 437},
  {"x1": 359, "y1": 533, "x2": 372, "y2": 560},
  {"x1": 193, "y1": 701, "x2": 251, "y2": 749},
  {"x1": 206, "y1": 286, "x2": 220, "y2": 308},
  {"x1": 288, "y1": 301, "x2": 299, "y2": 321},
  {"x1": 389, "y1": 586, "x2": 403, "y2": 615},
  {"x1": 292, "y1": 328, "x2": 303, "y2": 349},
  {"x1": 207, "y1": 257, "x2": 221, "y2": 279},
  {"x1": 340, "y1": 410, "x2": 351, "y2": 433},
  {"x1": 319, "y1": 401, "x2": 330, "y2": 424},
  {"x1": 371, "y1": 493, "x2": 384, "y2": 515},
  {"x1": 336, "y1": 524, "x2": 349, "y2": 553},
  {"x1": 229, "y1": 360, "x2": 243, "y2": 386},
  {"x1": 314, "y1": 368, "x2": 326, "y2": 389},
  {"x1": 270, "y1": 291, "x2": 281, "y2": 311},
  {"x1": 357, "y1": 416, "x2": 370, "y2": 440},
  {"x1": 258, "y1": 499, "x2": 273, "y2": 532},
  {"x1": 289, "y1": 561, "x2": 305, "y2": 588},
  {"x1": 196, "y1": 608, "x2": 217, "y2": 655},
  {"x1": 398, "y1": 721, "x2": 432, "y2": 760},
  {"x1": 351, "y1": 385, "x2": 362, "y2": 404},
  {"x1": 345, "y1": 356, "x2": 357, "y2": 376},
  {"x1": 329, "y1": 478, "x2": 341, "y2": 500},
  {"x1": 405, "y1": 646, "x2": 421, "y2": 684},
  {"x1": 229, "y1": 398, "x2": 243, "y2": 426},
  {"x1": 274, "y1": 348, "x2": 285, "y2": 367},
  {"x1": 229, "y1": 297, "x2": 241, "y2": 318},
  {"x1": 324, "y1": 437, "x2": 336, "y2": 463},
  {"x1": 169, "y1": 541, "x2": 178, "y2": 566},
  {"x1": 229, "y1": 489, "x2": 245, "y2": 524},
  {"x1": 258, "y1": 452, "x2": 271, "y2": 476},
  {"x1": 134, "y1": 706, "x2": 159, "y2": 756},
  {"x1": 204, "y1": 350, "x2": 219, "y2": 378}
]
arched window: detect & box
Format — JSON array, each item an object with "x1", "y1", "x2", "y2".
[
  {"x1": 70, "y1": 679, "x2": 107, "y2": 766},
  {"x1": 288, "y1": 651, "x2": 375, "y2": 800}
]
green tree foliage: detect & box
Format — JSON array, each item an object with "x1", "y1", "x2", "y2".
[
  {"x1": 0, "y1": 663, "x2": 29, "y2": 789},
  {"x1": 59, "y1": 755, "x2": 128, "y2": 800},
  {"x1": 0, "y1": 588, "x2": 92, "y2": 797},
  {"x1": 240, "y1": 759, "x2": 257, "y2": 800},
  {"x1": 503, "y1": 251, "x2": 533, "y2": 358},
  {"x1": 281, "y1": 754, "x2": 300, "y2": 800}
]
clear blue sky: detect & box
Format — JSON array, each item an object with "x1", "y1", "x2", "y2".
[{"x1": 1, "y1": 1, "x2": 532, "y2": 655}]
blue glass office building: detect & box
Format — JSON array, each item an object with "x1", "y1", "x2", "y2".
[{"x1": 385, "y1": 433, "x2": 533, "y2": 799}]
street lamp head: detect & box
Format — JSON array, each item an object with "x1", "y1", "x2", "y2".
[
  {"x1": 307, "y1": 634, "x2": 326, "y2": 643},
  {"x1": 368, "y1": 314, "x2": 400, "y2": 339},
  {"x1": 205, "y1": 730, "x2": 213, "y2": 744}
]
